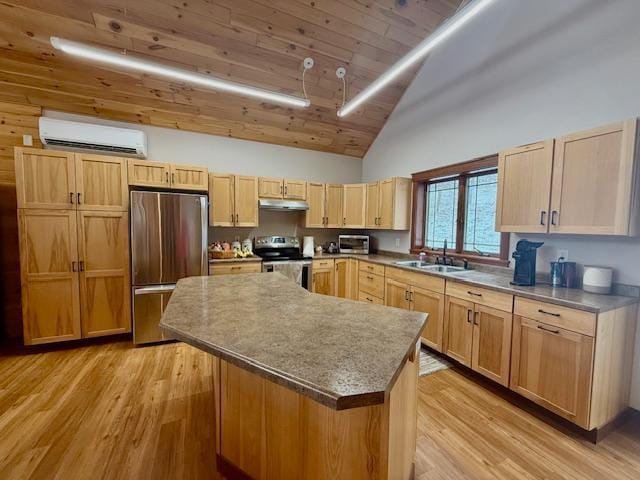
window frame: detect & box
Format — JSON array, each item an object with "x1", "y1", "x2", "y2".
[{"x1": 411, "y1": 154, "x2": 510, "y2": 267}]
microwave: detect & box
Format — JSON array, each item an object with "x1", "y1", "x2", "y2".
[{"x1": 338, "y1": 235, "x2": 370, "y2": 254}]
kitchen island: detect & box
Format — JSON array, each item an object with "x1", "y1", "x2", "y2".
[{"x1": 160, "y1": 273, "x2": 427, "y2": 480}]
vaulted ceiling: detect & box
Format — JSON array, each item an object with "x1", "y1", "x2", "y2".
[{"x1": 0, "y1": 0, "x2": 463, "y2": 157}]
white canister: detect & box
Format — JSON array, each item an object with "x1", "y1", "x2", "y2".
[
  {"x1": 582, "y1": 266, "x2": 613, "y2": 294},
  {"x1": 303, "y1": 236, "x2": 315, "y2": 258}
]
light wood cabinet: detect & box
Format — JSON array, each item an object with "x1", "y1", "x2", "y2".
[
  {"x1": 334, "y1": 258, "x2": 357, "y2": 300},
  {"x1": 510, "y1": 316, "x2": 593, "y2": 427},
  {"x1": 471, "y1": 305, "x2": 513, "y2": 386},
  {"x1": 306, "y1": 182, "x2": 326, "y2": 228},
  {"x1": 18, "y1": 209, "x2": 81, "y2": 345},
  {"x1": 358, "y1": 261, "x2": 385, "y2": 304},
  {"x1": 259, "y1": 178, "x2": 307, "y2": 200},
  {"x1": 127, "y1": 159, "x2": 170, "y2": 188},
  {"x1": 497, "y1": 119, "x2": 640, "y2": 236},
  {"x1": 209, "y1": 173, "x2": 259, "y2": 227},
  {"x1": 209, "y1": 262, "x2": 262, "y2": 276},
  {"x1": 284, "y1": 179, "x2": 306, "y2": 200},
  {"x1": 77, "y1": 211, "x2": 131, "y2": 337},
  {"x1": 128, "y1": 159, "x2": 207, "y2": 191},
  {"x1": 15, "y1": 148, "x2": 76, "y2": 209},
  {"x1": 385, "y1": 278, "x2": 411, "y2": 310},
  {"x1": 343, "y1": 183, "x2": 366, "y2": 228},
  {"x1": 444, "y1": 296, "x2": 474, "y2": 367},
  {"x1": 365, "y1": 178, "x2": 411, "y2": 230},
  {"x1": 170, "y1": 164, "x2": 208, "y2": 191},
  {"x1": 325, "y1": 184, "x2": 343, "y2": 228},
  {"x1": 75, "y1": 153, "x2": 128, "y2": 211},
  {"x1": 312, "y1": 259, "x2": 334, "y2": 296},
  {"x1": 550, "y1": 120, "x2": 638, "y2": 235}
]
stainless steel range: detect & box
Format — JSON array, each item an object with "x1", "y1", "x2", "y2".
[{"x1": 254, "y1": 236, "x2": 312, "y2": 290}]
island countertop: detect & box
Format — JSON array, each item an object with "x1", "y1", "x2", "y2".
[{"x1": 160, "y1": 273, "x2": 427, "y2": 410}]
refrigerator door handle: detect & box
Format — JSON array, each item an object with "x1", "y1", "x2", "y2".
[
  {"x1": 200, "y1": 195, "x2": 208, "y2": 275},
  {"x1": 134, "y1": 285, "x2": 176, "y2": 295}
]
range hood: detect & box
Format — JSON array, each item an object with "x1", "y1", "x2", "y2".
[{"x1": 259, "y1": 199, "x2": 309, "y2": 211}]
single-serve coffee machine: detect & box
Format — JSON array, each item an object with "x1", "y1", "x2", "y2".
[{"x1": 511, "y1": 240, "x2": 544, "y2": 286}]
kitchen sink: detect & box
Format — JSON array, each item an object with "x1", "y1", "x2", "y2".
[
  {"x1": 393, "y1": 260, "x2": 430, "y2": 268},
  {"x1": 420, "y1": 265, "x2": 467, "y2": 273}
]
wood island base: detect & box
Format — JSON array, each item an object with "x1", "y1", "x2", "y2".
[{"x1": 211, "y1": 343, "x2": 420, "y2": 480}]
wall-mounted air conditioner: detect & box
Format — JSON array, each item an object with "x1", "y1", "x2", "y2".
[{"x1": 39, "y1": 117, "x2": 147, "y2": 157}]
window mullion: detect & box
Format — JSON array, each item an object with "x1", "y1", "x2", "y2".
[{"x1": 456, "y1": 175, "x2": 467, "y2": 254}]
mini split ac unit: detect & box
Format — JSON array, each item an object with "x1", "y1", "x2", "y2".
[{"x1": 39, "y1": 117, "x2": 148, "y2": 157}]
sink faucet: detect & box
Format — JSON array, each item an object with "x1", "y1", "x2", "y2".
[{"x1": 436, "y1": 239, "x2": 455, "y2": 266}]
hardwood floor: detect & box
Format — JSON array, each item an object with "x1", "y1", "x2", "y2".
[{"x1": 1, "y1": 341, "x2": 639, "y2": 480}]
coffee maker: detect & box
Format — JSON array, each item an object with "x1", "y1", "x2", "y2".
[{"x1": 511, "y1": 240, "x2": 544, "y2": 286}]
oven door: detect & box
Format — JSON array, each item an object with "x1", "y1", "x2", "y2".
[{"x1": 263, "y1": 261, "x2": 312, "y2": 291}]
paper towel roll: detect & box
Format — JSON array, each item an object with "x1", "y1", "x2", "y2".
[{"x1": 303, "y1": 236, "x2": 315, "y2": 257}]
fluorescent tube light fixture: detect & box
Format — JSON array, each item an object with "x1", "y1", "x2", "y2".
[
  {"x1": 337, "y1": 0, "x2": 497, "y2": 117},
  {"x1": 50, "y1": 37, "x2": 311, "y2": 108}
]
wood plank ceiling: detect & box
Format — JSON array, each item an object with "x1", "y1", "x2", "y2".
[{"x1": 0, "y1": 1, "x2": 463, "y2": 157}]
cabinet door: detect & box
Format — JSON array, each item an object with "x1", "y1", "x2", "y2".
[
  {"x1": 305, "y1": 182, "x2": 325, "y2": 228},
  {"x1": 209, "y1": 173, "x2": 235, "y2": 227},
  {"x1": 284, "y1": 180, "x2": 306, "y2": 200},
  {"x1": 378, "y1": 178, "x2": 395, "y2": 229},
  {"x1": 496, "y1": 141, "x2": 554, "y2": 233},
  {"x1": 334, "y1": 258, "x2": 350, "y2": 299},
  {"x1": 385, "y1": 278, "x2": 410, "y2": 310},
  {"x1": 471, "y1": 305, "x2": 512, "y2": 386},
  {"x1": 444, "y1": 296, "x2": 474, "y2": 367},
  {"x1": 77, "y1": 211, "x2": 131, "y2": 337},
  {"x1": 550, "y1": 120, "x2": 637, "y2": 235},
  {"x1": 18, "y1": 209, "x2": 81, "y2": 344},
  {"x1": 343, "y1": 183, "x2": 366, "y2": 228},
  {"x1": 75, "y1": 154, "x2": 128, "y2": 211},
  {"x1": 127, "y1": 159, "x2": 170, "y2": 188},
  {"x1": 15, "y1": 148, "x2": 76, "y2": 209},
  {"x1": 312, "y1": 268, "x2": 334, "y2": 296},
  {"x1": 234, "y1": 175, "x2": 259, "y2": 227},
  {"x1": 365, "y1": 181, "x2": 379, "y2": 228},
  {"x1": 510, "y1": 317, "x2": 594, "y2": 428},
  {"x1": 259, "y1": 177, "x2": 284, "y2": 198},
  {"x1": 170, "y1": 164, "x2": 208, "y2": 191},
  {"x1": 411, "y1": 287, "x2": 444, "y2": 352},
  {"x1": 325, "y1": 184, "x2": 343, "y2": 228}
]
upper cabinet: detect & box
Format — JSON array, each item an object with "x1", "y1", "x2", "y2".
[
  {"x1": 343, "y1": 184, "x2": 366, "y2": 228},
  {"x1": 496, "y1": 119, "x2": 640, "y2": 236},
  {"x1": 305, "y1": 182, "x2": 343, "y2": 228},
  {"x1": 209, "y1": 173, "x2": 258, "y2": 227},
  {"x1": 128, "y1": 159, "x2": 207, "y2": 191},
  {"x1": 259, "y1": 177, "x2": 307, "y2": 200},
  {"x1": 366, "y1": 177, "x2": 412, "y2": 230},
  {"x1": 15, "y1": 148, "x2": 128, "y2": 211}
]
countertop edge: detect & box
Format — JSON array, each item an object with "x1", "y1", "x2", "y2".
[{"x1": 161, "y1": 320, "x2": 424, "y2": 411}]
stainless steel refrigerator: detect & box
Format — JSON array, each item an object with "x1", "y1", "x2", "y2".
[{"x1": 130, "y1": 190, "x2": 208, "y2": 344}]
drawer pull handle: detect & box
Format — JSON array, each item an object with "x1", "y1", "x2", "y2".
[
  {"x1": 231, "y1": 266, "x2": 241, "y2": 270},
  {"x1": 538, "y1": 309, "x2": 560, "y2": 317},
  {"x1": 537, "y1": 325, "x2": 560, "y2": 334},
  {"x1": 366, "y1": 297, "x2": 373, "y2": 302},
  {"x1": 467, "y1": 291, "x2": 482, "y2": 297},
  {"x1": 366, "y1": 275, "x2": 374, "y2": 280}
]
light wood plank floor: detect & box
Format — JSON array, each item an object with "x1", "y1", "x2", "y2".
[{"x1": 1, "y1": 341, "x2": 639, "y2": 480}]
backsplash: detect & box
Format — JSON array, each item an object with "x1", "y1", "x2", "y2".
[{"x1": 208, "y1": 210, "x2": 362, "y2": 250}]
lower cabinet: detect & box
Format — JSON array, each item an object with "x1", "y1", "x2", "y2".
[
  {"x1": 312, "y1": 259, "x2": 334, "y2": 296},
  {"x1": 510, "y1": 316, "x2": 594, "y2": 427},
  {"x1": 18, "y1": 209, "x2": 131, "y2": 345},
  {"x1": 444, "y1": 296, "x2": 513, "y2": 386},
  {"x1": 334, "y1": 258, "x2": 358, "y2": 300}
]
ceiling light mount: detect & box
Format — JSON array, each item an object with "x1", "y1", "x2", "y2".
[
  {"x1": 50, "y1": 36, "x2": 311, "y2": 108},
  {"x1": 303, "y1": 57, "x2": 315, "y2": 70},
  {"x1": 335, "y1": 67, "x2": 346, "y2": 79},
  {"x1": 336, "y1": 0, "x2": 497, "y2": 117}
]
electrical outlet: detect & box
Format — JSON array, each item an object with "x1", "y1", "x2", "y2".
[
  {"x1": 395, "y1": 238, "x2": 400, "y2": 248},
  {"x1": 558, "y1": 249, "x2": 569, "y2": 261},
  {"x1": 22, "y1": 134, "x2": 33, "y2": 146}
]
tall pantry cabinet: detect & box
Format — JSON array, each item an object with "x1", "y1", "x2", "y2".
[{"x1": 14, "y1": 147, "x2": 131, "y2": 345}]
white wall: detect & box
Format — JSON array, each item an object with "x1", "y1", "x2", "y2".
[
  {"x1": 44, "y1": 111, "x2": 362, "y2": 183},
  {"x1": 361, "y1": 0, "x2": 640, "y2": 408}
]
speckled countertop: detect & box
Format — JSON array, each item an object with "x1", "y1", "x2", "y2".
[
  {"x1": 160, "y1": 273, "x2": 426, "y2": 410},
  {"x1": 313, "y1": 253, "x2": 638, "y2": 313}
]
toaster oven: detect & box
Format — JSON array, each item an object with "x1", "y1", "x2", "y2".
[{"x1": 338, "y1": 235, "x2": 370, "y2": 254}]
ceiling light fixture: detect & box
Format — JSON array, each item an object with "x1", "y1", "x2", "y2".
[
  {"x1": 50, "y1": 37, "x2": 311, "y2": 108},
  {"x1": 336, "y1": 0, "x2": 497, "y2": 117}
]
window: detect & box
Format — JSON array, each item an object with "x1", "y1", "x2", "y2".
[{"x1": 411, "y1": 155, "x2": 509, "y2": 265}]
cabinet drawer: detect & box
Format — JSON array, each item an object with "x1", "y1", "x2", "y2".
[
  {"x1": 446, "y1": 281, "x2": 513, "y2": 312},
  {"x1": 358, "y1": 271, "x2": 384, "y2": 298},
  {"x1": 312, "y1": 259, "x2": 335, "y2": 270},
  {"x1": 385, "y1": 266, "x2": 445, "y2": 294},
  {"x1": 359, "y1": 261, "x2": 385, "y2": 276},
  {"x1": 514, "y1": 297, "x2": 596, "y2": 336},
  {"x1": 209, "y1": 263, "x2": 262, "y2": 276},
  {"x1": 358, "y1": 291, "x2": 384, "y2": 305}
]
